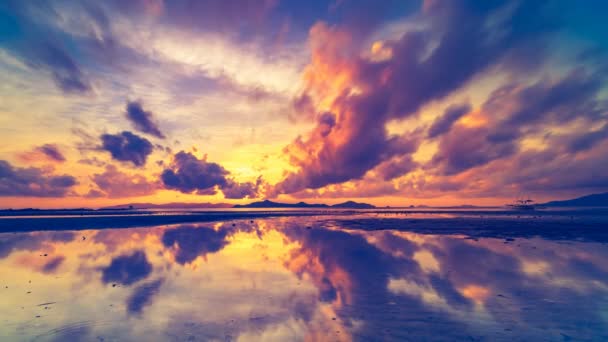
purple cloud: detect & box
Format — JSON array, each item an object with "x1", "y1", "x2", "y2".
[
  {"x1": 0, "y1": 160, "x2": 77, "y2": 197},
  {"x1": 161, "y1": 151, "x2": 260, "y2": 199},
  {"x1": 275, "y1": 1, "x2": 556, "y2": 195},
  {"x1": 125, "y1": 101, "x2": 165, "y2": 139},
  {"x1": 90, "y1": 165, "x2": 158, "y2": 198},
  {"x1": 428, "y1": 103, "x2": 471, "y2": 139},
  {"x1": 100, "y1": 131, "x2": 154, "y2": 167}
]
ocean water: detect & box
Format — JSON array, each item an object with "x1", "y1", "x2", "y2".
[{"x1": 0, "y1": 210, "x2": 607, "y2": 341}]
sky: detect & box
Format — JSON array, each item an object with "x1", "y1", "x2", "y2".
[{"x1": 0, "y1": 0, "x2": 607, "y2": 208}]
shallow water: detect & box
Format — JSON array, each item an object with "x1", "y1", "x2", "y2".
[{"x1": 1, "y1": 213, "x2": 608, "y2": 341}]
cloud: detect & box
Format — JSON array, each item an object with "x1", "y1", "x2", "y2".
[
  {"x1": 279, "y1": 67, "x2": 608, "y2": 200},
  {"x1": 375, "y1": 155, "x2": 418, "y2": 181},
  {"x1": 0, "y1": 2, "x2": 92, "y2": 93},
  {"x1": 274, "y1": 1, "x2": 555, "y2": 195},
  {"x1": 90, "y1": 164, "x2": 158, "y2": 198},
  {"x1": 151, "y1": 0, "x2": 279, "y2": 37},
  {"x1": 161, "y1": 151, "x2": 260, "y2": 198},
  {"x1": 567, "y1": 124, "x2": 608, "y2": 153},
  {"x1": 125, "y1": 101, "x2": 165, "y2": 139},
  {"x1": 37, "y1": 144, "x2": 66, "y2": 162},
  {"x1": 431, "y1": 125, "x2": 517, "y2": 176},
  {"x1": 485, "y1": 71, "x2": 605, "y2": 144},
  {"x1": 0, "y1": 160, "x2": 77, "y2": 197},
  {"x1": 161, "y1": 151, "x2": 228, "y2": 194},
  {"x1": 18, "y1": 144, "x2": 66, "y2": 163},
  {"x1": 101, "y1": 250, "x2": 152, "y2": 285},
  {"x1": 307, "y1": 71, "x2": 608, "y2": 199},
  {"x1": 427, "y1": 103, "x2": 471, "y2": 139},
  {"x1": 100, "y1": 131, "x2": 154, "y2": 167},
  {"x1": 431, "y1": 70, "x2": 606, "y2": 176},
  {"x1": 77, "y1": 157, "x2": 106, "y2": 167},
  {"x1": 222, "y1": 177, "x2": 263, "y2": 199}
]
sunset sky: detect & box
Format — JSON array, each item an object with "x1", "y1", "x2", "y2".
[{"x1": 1, "y1": 0, "x2": 607, "y2": 208}]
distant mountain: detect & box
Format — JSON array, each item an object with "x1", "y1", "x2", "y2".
[
  {"x1": 542, "y1": 192, "x2": 608, "y2": 207},
  {"x1": 234, "y1": 200, "x2": 375, "y2": 209},
  {"x1": 331, "y1": 200, "x2": 376, "y2": 209},
  {"x1": 101, "y1": 202, "x2": 233, "y2": 210},
  {"x1": 233, "y1": 200, "x2": 329, "y2": 208}
]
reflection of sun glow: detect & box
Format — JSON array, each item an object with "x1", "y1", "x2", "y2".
[
  {"x1": 283, "y1": 246, "x2": 354, "y2": 308},
  {"x1": 459, "y1": 285, "x2": 490, "y2": 305},
  {"x1": 521, "y1": 260, "x2": 551, "y2": 276},
  {"x1": 413, "y1": 250, "x2": 440, "y2": 273}
]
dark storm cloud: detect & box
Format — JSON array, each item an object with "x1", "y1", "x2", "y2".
[
  {"x1": 125, "y1": 101, "x2": 165, "y2": 139},
  {"x1": 427, "y1": 103, "x2": 471, "y2": 139},
  {"x1": 101, "y1": 250, "x2": 152, "y2": 285},
  {"x1": 100, "y1": 131, "x2": 154, "y2": 167},
  {"x1": 161, "y1": 151, "x2": 260, "y2": 198},
  {"x1": 275, "y1": 0, "x2": 557, "y2": 194},
  {"x1": 0, "y1": 160, "x2": 77, "y2": 197}
]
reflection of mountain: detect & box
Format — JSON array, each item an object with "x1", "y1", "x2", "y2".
[
  {"x1": 234, "y1": 200, "x2": 329, "y2": 208},
  {"x1": 234, "y1": 199, "x2": 376, "y2": 209},
  {"x1": 542, "y1": 192, "x2": 608, "y2": 207}
]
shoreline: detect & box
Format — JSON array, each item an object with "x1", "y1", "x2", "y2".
[{"x1": 1, "y1": 209, "x2": 607, "y2": 242}]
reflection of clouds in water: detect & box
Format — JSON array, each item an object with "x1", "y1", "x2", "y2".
[
  {"x1": 1, "y1": 217, "x2": 608, "y2": 340},
  {"x1": 162, "y1": 225, "x2": 229, "y2": 264},
  {"x1": 101, "y1": 250, "x2": 152, "y2": 285},
  {"x1": 0, "y1": 231, "x2": 74, "y2": 258},
  {"x1": 13, "y1": 253, "x2": 67, "y2": 275},
  {"x1": 282, "y1": 226, "x2": 474, "y2": 339},
  {"x1": 127, "y1": 279, "x2": 164, "y2": 315},
  {"x1": 41, "y1": 255, "x2": 65, "y2": 273},
  {"x1": 281, "y1": 223, "x2": 608, "y2": 339}
]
